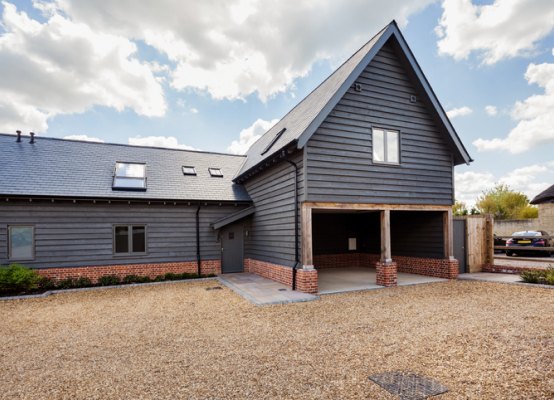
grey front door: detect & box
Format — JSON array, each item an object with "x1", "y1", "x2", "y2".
[
  {"x1": 453, "y1": 219, "x2": 467, "y2": 273},
  {"x1": 221, "y1": 224, "x2": 244, "y2": 273}
]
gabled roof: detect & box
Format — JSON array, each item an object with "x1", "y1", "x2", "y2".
[
  {"x1": 530, "y1": 184, "x2": 554, "y2": 204},
  {"x1": 0, "y1": 134, "x2": 251, "y2": 202},
  {"x1": 236, "y1": 21, "x2": 472, "y2": 181}
]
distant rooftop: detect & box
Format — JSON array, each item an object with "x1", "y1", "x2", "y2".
[{"x1": 531, "y1": 184, "x2": 554, "y2": 205}]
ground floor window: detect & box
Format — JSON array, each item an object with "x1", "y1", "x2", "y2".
[
  {"x1": 114, "y1": 225, "x2": 146, "y2": 255},
  {"x1": 8, "y1": 225, "x2": 35, "y2": 260}
]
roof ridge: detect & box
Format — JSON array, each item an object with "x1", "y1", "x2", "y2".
[{"x1": 0, "y1": 132, "x2": 246, "y2": 158}]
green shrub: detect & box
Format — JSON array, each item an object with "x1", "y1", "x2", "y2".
[
  {"x1": 97, "y1": 275, "x2": 121, "y2": 286},
  {"x1": 74, "y1": 276, "x2": 93, "y2": 288},
  {"x1": 164, "y1": 272, "x2": 178, "y2": 280},
  {"x1": 56, "y1": 278, "x2": 77, "y2": 289},
  {"x1": 544, "y1": 268, "x2": 554, "y2": 285},
  {"x1": 153, "y1": 275, "x2": 165, "y2": 282},
  {"x1": 123, "y1": 274, "x2": 142, "y2": 284},
  {"x1": 0, "y1": 264, "x2": 41, "y2": 294},
  {"x1": 38, "y1": 277, "x2": 56, "y2": 291},
  {"x1": 520, "y1": 270, "x2": 543, "y2": 284},
  {"x1": 136, "y1": 275, "x2": 152, "y2": 283}
]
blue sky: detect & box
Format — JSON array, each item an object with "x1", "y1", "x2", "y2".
[{"x1": 0, "y1": 0, "x2": 553, "y2": 205}]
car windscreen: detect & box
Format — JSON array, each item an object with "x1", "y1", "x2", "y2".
[{"x1": 512, "y1": 231, "x2": 541, "y2": 237}]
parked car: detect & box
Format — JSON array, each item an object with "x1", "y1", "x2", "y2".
[
  {"x1": 494, "y1": 234, "x2": 506, "y2": 253},
  {"x1": 506, "y1": 231, "x2": 551, "y2": 256}
]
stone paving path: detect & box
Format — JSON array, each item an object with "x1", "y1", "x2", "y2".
[{"x1": 218, "y1": 273, "x2": 318, "y2": 305}]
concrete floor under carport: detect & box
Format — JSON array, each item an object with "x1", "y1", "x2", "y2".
[
  {"x1": 318, "y1": 266, "x2": 447, "y2": 294},
  {"x1": 311, "y1": 209, "x2": 452, "y2": 293}
]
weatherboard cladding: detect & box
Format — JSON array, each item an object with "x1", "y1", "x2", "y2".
[
  {"x1": 0, "y1": 201, "x2": 247, "y2": 268},
  {"x1": 243, "y1": 151, "x2": 303, "y2": 268},
  {"x1": 305, "y1": 42, "x2": 454, "y2": 205},
  {"x1": 237, "y1": 21, "x2": 470, "y2": 181},
  {"x1": 0, "y1": 134, "x2": 250, "y2": 202}
]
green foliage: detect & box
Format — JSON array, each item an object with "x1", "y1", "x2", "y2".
[
  {"x1": 153, "y1": 275, "x2": 165, "y2": 282},
  {"x1": 519, "y1": 205, "x2": 539, "y2": 219},
  {"x1": 0, "y1": 264, "x2": 41, "y2": 294},
  {"x1": 74, "y1": 277, "x2": 93, "y2": 287},
  {"x1": 453, "y1": 201, "x2": 468, "y2": 216},
  {"x1": 38, "y1": 277, "x2": 56, "y2": 291},
  {"x1": 97, "y1": 275, "x2": 121, "y2": 286},
  {"x1": 56, "y1": 278, "x2": 77, "y2": 289},
  {"x1": 122, "y1": 274, "x2": 142, "y2": 284},
  {"x1": 520, "y1": 267, "x2": 554, "y2": 285},
  {"x1": 476, "y1": 184, "x2": 534, "y2": 220}
]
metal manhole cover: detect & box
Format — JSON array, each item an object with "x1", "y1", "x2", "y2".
[
  {"x1": 369, "y1": 371, "x2": 448, "y2": 400},
  {"x1": 205, "y1": 286, "x2": 223, "y2": 291}
]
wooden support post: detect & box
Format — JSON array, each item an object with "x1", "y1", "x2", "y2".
[
  {"x1": 380, "y1": 209, "x2": 392, "y2": 263},
  {"x1": 443, "y1": 209, "x2": 454, "y2": 259},
  {"x1": 301, "y1": 203, "x2": 313, "y2": 269}
]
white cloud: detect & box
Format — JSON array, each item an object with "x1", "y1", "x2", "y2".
[
  {"x1": 455, "y1": 162, "x2": 554, "y2": 205},
  {"x1": 63, "y1": 134, "x2": 104, "y2": 142},
  {"x1": 446, "y1": 106, "x2": 472, "y2": 119},
  {"x1": 0, "y1": 2, "x2": 166, "y2": 133},
  {"x1": 436, "y1": 0, "x2": 554, "y2": 65},
  {"x1": 128, "y1": 135, "x2": 196, "y2": 150},
  {"x1": 227, "y1": 118, "x2": 279, "y2": 154},
  {"x1": 51, "y1": 0, "x2": 434, "y2": 102},
  {"x1": 474, "y1": 53, "x2": 554, "y2": 153},
  {"x1": 189, "y1": 107, "x2": 199, "y2": 114},
  {"x1": 484, "y1": 105, "x2": 497, "y2": 116}
]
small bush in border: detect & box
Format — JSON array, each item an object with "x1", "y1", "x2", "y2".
[
  {"x1": 97, "y1": 275, "x2": 121, "y2": 286},
  {"x1": 520, "y1": 267, "x2": 554, "y2": 285},
  {"x1": 0, "y1": 264, "x2": 41, "y2": 294}
]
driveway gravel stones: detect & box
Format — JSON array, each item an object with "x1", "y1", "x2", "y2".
[{"x1": 0, "y1": 280, "x2": 552, "y2": 399}]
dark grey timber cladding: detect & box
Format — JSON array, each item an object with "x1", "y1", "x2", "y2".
[
  {"x1": 306, "y1": 41, "x2": 454, "y2": 205},
  {"x1": 391, "y1": 211, "x2": 444, "y2": 258},
  {"x1": 243, "y1": 152, "x2": 304, "y2": 267},
  {"x1": 0, "y1": 201, "x2": 247, "y2": 268}
]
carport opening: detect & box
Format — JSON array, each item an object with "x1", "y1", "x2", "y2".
[{"x1": 312, "y1": 209, "x2": 449, "y2": 293}]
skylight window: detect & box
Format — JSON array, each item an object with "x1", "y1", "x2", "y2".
[
  {"x1": 113, "y1": 162, "x2": 147, "y2": 190},
  {"x1": 182, "y1": 166, "x2": 197, "y2": 176},
  {"x1": 208, "y1": 168, "x2": 223, "y2": 177},
  {"x1": 261, "y1": 128, "x2": 286, "y2": 155}
]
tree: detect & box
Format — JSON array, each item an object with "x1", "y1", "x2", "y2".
[
  {"x1": 476, "y1": 184, "x2": 536, "y2": 219},
  {"x1": 453, "y1": 201, "x2": 468, "y2": 216}
]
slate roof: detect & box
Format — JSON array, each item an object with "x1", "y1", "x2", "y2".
[
  {"x1": 530, "y1": 184, "x2": 554, "y2": 204},
  {"x1": 0, "y1": 134, "x2": 251, "y2": 202},
  {"x1": 236, "y1": 21, "x2": 472, "y2": 180}
]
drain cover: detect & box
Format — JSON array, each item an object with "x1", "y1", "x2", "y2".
[
  {"x1": 369, "y1": 371, "x2": 448, "y2": 400},
  {"x1": 278, "y1": 288, "x2": 287, "y2": 292},
  {"x1": 205, "y1": 286, "x2": 223, "y2": 291}
]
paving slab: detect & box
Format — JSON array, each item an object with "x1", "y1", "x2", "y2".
[
  {"x1": 218, "y1": 273, "x2": 318, "y2": 306},
  {"x1": 459, "y1": 272, "x2": 523, "y2": 284}
]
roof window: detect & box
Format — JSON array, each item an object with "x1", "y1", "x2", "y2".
[
  {"x1": 112, "y1": 162, "x2": 147, "y2": 190},
  {"x1": 182, "y1": 166, "x2": 197, "y2": 176},
  {"x1": 208, "y1": 168, "x2": 223, "y2": 177},
  {"x1": 261, "y1": 128, "x2": 286, "y2": 155}
]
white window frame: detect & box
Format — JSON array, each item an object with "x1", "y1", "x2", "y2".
[
  {"x1": 8, "y1": 225, "x2": 35, "y2": 261},
  {"x1": 372, "y1": 127, "x2": 400, "y2": 165}
]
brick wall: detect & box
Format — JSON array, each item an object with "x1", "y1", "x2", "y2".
[
  {"x1": 483, "y1": 264, "x2": 547, "y2": 274},
  {"x1": 244, "y1": 258, "x2": 318, "y2": 294},
  {"x1": 394, "y1": 256, "x2": 458, "y2": 279},
  {"x1": 314, "y1": 252, "x2": 380, "y2": 269},
  {"x1": 35, "y1": 260, "x2": 221, "y2": 283}
]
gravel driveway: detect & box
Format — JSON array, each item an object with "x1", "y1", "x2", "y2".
[{"x1": 1, "y1": 280, "x2": 552, "y2": 399}]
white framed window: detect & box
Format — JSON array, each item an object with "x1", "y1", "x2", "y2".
[
  {"x1": 113, "y1": 225, "x2": 147, "y2": 255},
  {"x1": 208, "y1": 168, "x2": 223, "y2": 177},
  {"x1": 8, "y1": 225, "x2": 35, "y2": 260},
  {"x1": 373, "y1": 128, "x2": 400, "y2": 164},
  {"x1": 113, "y1": 162, "x2": 147, "y2": 190},
  {"x1": 182, "y1": 166, "x2": 197, "y2": 176}
]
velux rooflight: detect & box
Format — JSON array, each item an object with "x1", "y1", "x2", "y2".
[
  {"x1": 208, "y1": 168, "x2": 223, "y2": 177},
  {"x1": 112, "y1": 162, "x2": 147, "y2": 191},
  {"x1": 182, "y1": 166, "x2": 197, "y2": 176}
]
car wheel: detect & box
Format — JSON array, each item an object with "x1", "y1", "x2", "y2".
[{"x1": 506, "y1": 251, "x2": 513, "y2": 256}]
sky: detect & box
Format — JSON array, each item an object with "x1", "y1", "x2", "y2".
[{"x1": 0, "y1": 0, "x2": 553, "y2": 206}]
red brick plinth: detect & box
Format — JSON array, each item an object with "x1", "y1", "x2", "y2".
[
  {"x1": 376, "y1": 261, "x2": 397, "y2": 287},
  {"x1": 296, "y1": 268, "x2": 318, "y2": 294}
]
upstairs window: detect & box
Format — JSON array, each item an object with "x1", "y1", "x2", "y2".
[
  {"x1": 113, "y1": 162, "x2": 147, "y2": 190},
  {"x1": 209, "y1": 168, "x2": 223, "y2": 177},
  {"x1": 373, "y1": 128, "x2": 399, "y2": 164},
  {"x1": 182, "y1": 166, "x2": 197, "y2": 176}
]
